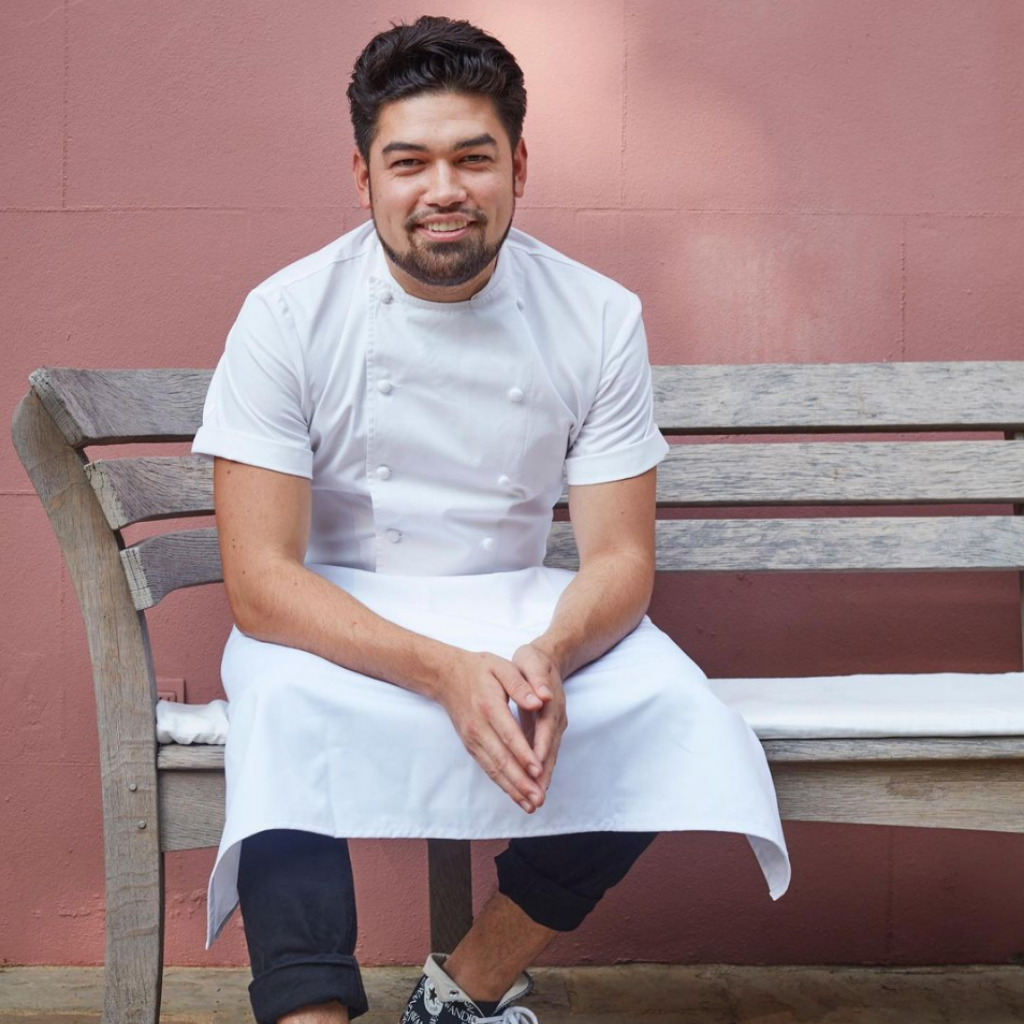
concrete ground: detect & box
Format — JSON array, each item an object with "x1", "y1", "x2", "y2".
[{"x1": 0, "y1": 963, "x2": 1022, "y2": 1023}]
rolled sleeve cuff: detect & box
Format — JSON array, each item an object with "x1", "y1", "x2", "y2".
[
  {"x1": 192, "y1": 425, "x2": 313, "y2": 480},
  {"x1": 564, "y1": 431, "x2": 670, "y2": 486}
]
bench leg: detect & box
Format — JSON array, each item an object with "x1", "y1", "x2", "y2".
[
  {"x1": 101, "y1": 827, "x2": 165, "y2": 1024},
  {"x1": 428, "y1": 839, "x2": 473, "y2": 953}
]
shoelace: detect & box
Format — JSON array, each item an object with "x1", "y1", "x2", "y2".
[{"x1": 475, "y1": 1006, "x2": 539, "y2": 1024}]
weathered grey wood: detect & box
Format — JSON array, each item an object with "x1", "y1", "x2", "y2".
[
  {"x1": 653, "y1": 361, "x2": 1024, "y2": 434},
  {"x1": 158, "y1": 772, "x2": 225, "y2": 853},
  {"x1": 28, "y1": 361, "x2": 1024, "y2": 447},
  {"x1": 86, "y1": 456, "x2": 213, "y2": 529},
  {"x1": 82, "y1": 439, "x2": 1024, "y2": 528},
  {"x1": 121, "y1": 528, "x2": 222, "y2": 610},
  {"x1": 28, "y1": 367, "x2": 211, "y2": 447},
  {"x1": 154, "y1": 736, "x2": 1024, "y2": 771},
  {"x1": 158, "y1": 745, "x2": 227, "y2": 770},
  {"x1": 428, "y1": 840, "x2": 474, "y2": 953},
  {"x1": 546, "y1": 517, "x2": 1024, "y2": 573},
  {"x1": 773, "y1": 760, "x2": 1024, "y2": 831},
  {"x1": 1009, "y1": 431, "x2": 1024, "y2": 668},
  {"x1": 762, "y1": 737, "x2": 1024, "y2": 762},
  {"x1": 11, "y1": 393, "x2": 164, "y2": 1024},
  {"x1": 650, "y1": 440, "x2": 1024, "y2": 506},
  {"x1": 121, "y1": 515, "x2": 1024, "y2": 611}
]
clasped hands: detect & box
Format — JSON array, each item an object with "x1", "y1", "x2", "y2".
[{"x1": 437, "y1": 642, "x2": 566, "y2": 814}]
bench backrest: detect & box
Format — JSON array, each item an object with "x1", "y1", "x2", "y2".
[{"x1": 12, "y1": 362, "x2": 1024, "y2": 752}]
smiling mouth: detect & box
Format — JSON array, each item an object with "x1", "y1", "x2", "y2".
[{"x1": 415, "y1": 222, "x2": 478, "y2": 241}]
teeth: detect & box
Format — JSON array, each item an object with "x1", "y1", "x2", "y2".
[{"x1": 422, "y1": 222, "x2": 468, "y2": 232}]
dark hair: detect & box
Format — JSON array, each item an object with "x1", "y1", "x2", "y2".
[{"x1": 347, "y1": 15, "x2": 527, "y2": 163}]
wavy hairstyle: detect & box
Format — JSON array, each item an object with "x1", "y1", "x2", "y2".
[{"x1": 347, "y1": 15, "x2": 528, "y2": 162}]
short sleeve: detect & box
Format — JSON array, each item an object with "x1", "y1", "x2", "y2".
[
  {"x1": 564, "y1": 294, "x2": 669, "y2": 486},
  {"x1": 192, "y1": 288, "x2": 313, "y2": 479}
]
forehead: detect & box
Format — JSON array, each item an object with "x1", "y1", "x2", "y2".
[{"x1": 373, "y1": 91, "x2": 509, "y2": 155}]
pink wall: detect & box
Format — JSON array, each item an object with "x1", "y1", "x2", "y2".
[{"x1": 3, "y1": 0, "x2": 1023, "y2": 970}]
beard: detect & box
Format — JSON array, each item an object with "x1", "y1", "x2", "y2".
[{"x1": 370, "y1": 183, "x2": 515, "y2": 289}]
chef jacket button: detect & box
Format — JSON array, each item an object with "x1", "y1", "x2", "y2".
[
  {"x1": 377, "y1": 379, "x2": 393, "y2": 394},
  {"x1": 516, "y1": 298, "x2": 525, "y2": 311},
  {"x1": 508, "y1": 387, "x2": 524, "y2": 403},
  {"x1": 481, "y1": 536, "x2": 495, "y2": 551},
  {"x1": 385, "y1": 528, "x2": 402, "y2": 543},
  {"x1": 375, "y1": 465, "x2": 391, "y2": 480},
  {"x1": 498, "y1": 474, "x2": 512, "y2": 489},
  {"x1": 380, "y1": 289, "x2": 393, "y2": 304}
]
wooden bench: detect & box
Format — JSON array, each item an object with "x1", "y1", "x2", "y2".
[{"x1": 12, "y1": 360, "x2": 1024, "y2": 1024}]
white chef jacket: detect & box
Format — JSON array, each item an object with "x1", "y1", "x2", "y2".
[
  {"x1": 192, "y1": 219, "x2": 791, "y2": 948},
  {"x1": 193, "y1": 219, "x2": 670, "y2": 571}
]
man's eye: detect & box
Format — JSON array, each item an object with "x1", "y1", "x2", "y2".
[
  {"x1": 393, "y1": 159, "x2": 420, "y2": 168},
  {"x1": 463, "y1": 155, "x2": 490, "y2": 163}
]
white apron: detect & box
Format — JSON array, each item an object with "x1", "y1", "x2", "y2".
[
  {"x1": 194, "y1": 223, "x2": 792, "y2": 948},
  {"x1": 205, "y1": 563, "x2": 791, "y2": 947}
]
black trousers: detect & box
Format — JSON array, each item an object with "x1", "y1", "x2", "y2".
[{"x1": 236, "y1": 827, "x2": 659, "y2": 1023}]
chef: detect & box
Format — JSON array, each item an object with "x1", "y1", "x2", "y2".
[{"x1": 191, "y1": 15, "x2": 791, "y2": 1024}]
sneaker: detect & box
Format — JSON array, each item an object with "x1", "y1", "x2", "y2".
[{"x1": 398, "y1": 951, "x2": 537, "y2": 1024}]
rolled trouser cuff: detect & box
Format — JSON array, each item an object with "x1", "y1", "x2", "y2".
[
  {"x1": 249, "y1": 953, "x2": 370, "y2": 1023},
  {"x1": 495, "y1": 843, "x2": 599, "y2": 931}
]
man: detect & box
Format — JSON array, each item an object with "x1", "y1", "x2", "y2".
[{"x1": 192, "y1": 15, "x2": 790, "y2": 1024}]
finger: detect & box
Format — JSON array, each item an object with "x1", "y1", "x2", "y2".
[
  {"x1": 519, "y1": 707, "x2": 536, "y2": 748},
  {"x1": 492, "y1": 699, "x2": 545, "y2": 783},
  {"x1": 535, "y1": 723, "x2": 563, "y2": 795},
  {"x1": 468, "y1": 725, "x2": 540, "y2": 812},
  {"x1": 533, "y1": 707, "x2": 566, "y2": 792},
  {"x1": 494, "y1": 658, "x2": 549, "y2": 710},
  {"x1": 531, "y1": 701, "x2": 559, "y2": 765},
  {"x1": 481, "y1": 705, "x2": 546, "y2": 805},
  {"x1": 517, "y1": 650, "x2": 556, "y2": 700}
]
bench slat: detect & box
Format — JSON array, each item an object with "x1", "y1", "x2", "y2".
[
  {"x1": 29, "y1": 367, "x2": 211, "y2": 447},
  {"x1": 155, "y1": 735, "x2": 1024, "y2": 771},
  {"x1": 654, "y1": 361, "x2": 1024, "y2": 433},
  {"x1": 546, "y1": 516, "x2": 1024, "y2": 572},
  {"x1": 154, "y1": 755, "x2": 1024, "y2": 848},
  {"x1": 87, "y1": 439, "x2": 1024, "y2": 530},
  {"x1": 655, "y1": 440, "x2": 1024, "y2": 506},
  {"x1": 86, "y1": 456, "x2": 213, "y2": 529},
  {"x1": 29, "y1": 362, "x2": 1024, "y2": 449},
  {"x1": 121, "y1": 528, "x2": 221, "y2": 609},
  {"x1": 123, "y1": 515, "x2": 1024, "y2": 611}
]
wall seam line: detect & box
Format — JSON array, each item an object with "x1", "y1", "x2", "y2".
[{"x1": 61, "y1": 0, "x2": 68, "y2": 209}]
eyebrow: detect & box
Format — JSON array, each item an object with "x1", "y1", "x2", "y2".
[{"x1": 381, "y1": 133, "x2": 499, "y2": 157}]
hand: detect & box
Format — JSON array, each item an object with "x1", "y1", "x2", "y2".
[
  {"x1": 436, "y1": 649, "x2": 551, "y2": 814},
  {"x1": 511, "y1": 643, "x2": 567, "y2": 800}
]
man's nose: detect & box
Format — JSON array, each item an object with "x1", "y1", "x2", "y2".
[{"x1": 422, "y1": 162, "x2": 468, "y2": 207}]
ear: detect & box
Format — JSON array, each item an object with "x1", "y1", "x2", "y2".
[
  {"x1": 512, "y1": 137, "x2": 528, "y2": 199},
  {"x1": 353, "y1": 149, "x2": 371, "y2": 210}
]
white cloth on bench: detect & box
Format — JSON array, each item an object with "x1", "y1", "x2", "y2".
[
  {"x1": 157, "y1": 673, "x2": 1024, "y2": 747},
  {"x1": 156, "y1": 698, "x2": 229, "y2": 744},
  {"x1": 708, "y1": 673, "x2": 1024, "y2": 739}
]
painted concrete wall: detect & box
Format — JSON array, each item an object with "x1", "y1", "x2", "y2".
[{"x1": 3, "y1": 0, "x2": 1023, "y2": 970}]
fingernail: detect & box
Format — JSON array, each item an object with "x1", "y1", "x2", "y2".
[
  {"x1": 520, "y1": 800, "x2": 532, "y2": 813},
  {"x1": 538, "y1": 686, "x2": 553, "y2": 698},
  {"x1": 528, "y1": 763, "x2": 540, "y2": 777},
  {"x1": 526, "y1": 694, "x2": 540, "y2": 707}
]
